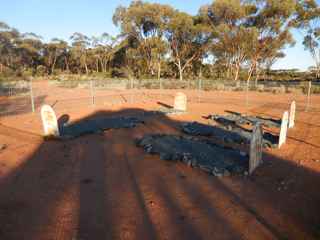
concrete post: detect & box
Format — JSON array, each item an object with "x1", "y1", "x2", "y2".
[{"x1": 30, "y1": 78, "x2": 35, "y2": 113}]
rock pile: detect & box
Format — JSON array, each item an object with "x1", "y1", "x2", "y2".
[
  {"x1": 211, "y1": 113, "x2": 281, "y2": 128},
  {"x1": 182, "y1": 122, "x2": 278, "y2": 148},
  {"x1": 137, "y1": 134, "x2": 249, "y2": 177},
  {"x1": 60, "y1": 117, "x2": 144, "y2": 138}
]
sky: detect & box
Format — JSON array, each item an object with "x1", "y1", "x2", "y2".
[{"x1": 0, "y1": 0, "x2": 317, "y2": 71}]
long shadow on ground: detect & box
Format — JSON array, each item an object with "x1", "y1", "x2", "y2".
[{"x1": 0, "y1": 108, "x2": 319, "y2": 239}]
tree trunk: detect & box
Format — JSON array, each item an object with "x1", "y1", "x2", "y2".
[
  {"x1": 84, "y1": 61, "x2": 88, "y2": 75},
  {"x1": 227, "y1": 62, "x2": 232, "y2": 80},
  {"x1": 51, "y1": 55, "x2": 57, "y2": 75},
  {"x1": 100, "y1": 59, "x2": 105, "y2": 73},
  {"x1": 247, "y1": 64, "x2": 255, "y2": 86},
  {"x1": 64, "y1": 56, "x2": 69, "y2": 72},
  {"x1": 157, "y1": 61, "x2": 161, "y2": 81},
  {"x1": 82, "y1": 53, "x2": 89, "y2": 74},
  {"x1": 234, "y1": 64, "x2": 240, "y2": 82},
  {"x1": 178, "y1": 60, "x2": 183, "y2": 81},
  {"x1": 96, "y1": 59, "x2": 99, "y2": 73},
  {"x1": 255, "y1": 69, "x2": 260, "y2": 87}
]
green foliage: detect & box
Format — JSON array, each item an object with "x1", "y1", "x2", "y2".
[
  {"x1": 294, "y1": 0, "x2": 320, "y2": 78},
  {"x1": 0, "y1": 1, "x2": 319, "y2": 82}
]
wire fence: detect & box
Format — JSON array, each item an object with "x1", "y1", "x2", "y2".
[{"x1": 0, "y1": 78, "x2": 319, "y2": 117}]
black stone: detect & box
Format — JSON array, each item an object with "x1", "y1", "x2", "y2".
[
  {"x1": 137, "y1": 134, "x2": 249, "y2": 176},
  {"x1": 182, "y1": 121, "x2": 278, "y2": 149},
  {"x1": 211, "y1": 113, "x2": 281, "y2": 129},
  {"x1": 60, "y1": 117, "x2": 144, "y2": 138}
]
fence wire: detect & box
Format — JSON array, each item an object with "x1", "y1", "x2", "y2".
[{"x1": 0, "y1": 78, "x2": 319, "y2": 117}]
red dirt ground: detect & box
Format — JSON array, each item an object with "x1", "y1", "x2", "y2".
[{"x1": 0, "y1": 81, "x2": 320, "y2": 240}]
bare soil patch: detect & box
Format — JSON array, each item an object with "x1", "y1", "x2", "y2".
[{"x1": 0, "y1": 84, "x2": 320, "y2": 239}]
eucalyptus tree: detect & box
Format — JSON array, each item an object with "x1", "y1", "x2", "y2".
[
  {"x1": 200, "y1": 0, "x2": 259, "y2": 81},
  {"x1": 201, "y1": 0, "x2": 297, "y2": 83},
  {"x1": 0, "y1": 22, "x2": 19, "y2": 72},
  {"x1": 91, "y1": 33, "x2": 119, "y2": 73},
  {"x1": 113, "y1": 1, "x2": 173, "y2": 79},
  {"x1": 16, "y1": 32, "x2": 44, "y2": 74},
  {"x1": 44, "y1": 38, "x2": 69, "y2": 74},
  {"x1": 294, "y1": 0, "x2": 320, "y2": 78},
  {"x1": 164, "y1": 10, "x2": 211, "y2": 81},
  {"x1": 70, "y1": 32, "x2": 90, "y2": 74},
  {"x1": 244, "y1": 0, "x2": 297, "y2": 84}
]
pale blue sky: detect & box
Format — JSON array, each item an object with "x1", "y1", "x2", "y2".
[{"x1": 0, "y1": 0, "x2": 317, "y2": 70}]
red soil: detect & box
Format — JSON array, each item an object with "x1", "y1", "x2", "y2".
[{"x1": 0, "y1": 81, "x2": 320, "y2": 239}]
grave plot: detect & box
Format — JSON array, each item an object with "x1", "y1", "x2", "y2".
[
  {"x1": 157, "y1": 92, "x2": 188, "y2": 115},
  {"x1": 137, "y1": 134, "x2": 248, "y2": 176},
  {"x1": 41, "y1": 105, "x2": 144, "y2": 139},
  {"x1": 210, "y1": 109, "x2": 291, "y2": 149},
  {"x1": 182, "y1": 121, "x2": 278, "y2": 148},
  {"x1": 158, "y1": 107, "x2": 187, "y2": 115},
  {"x1": 60, "y1": 116, "x2": 144, "y2": 138},
  {"x1": 211, "y1": 113, "x2": 281, "y2": 128},
  {"x1": 137, "y1": 123, "x2": 263, "y2": 177}
]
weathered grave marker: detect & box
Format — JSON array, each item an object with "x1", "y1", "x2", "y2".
[
  {"x1": 249, "y1": 123, "x2": 263, "y2": 174},
  {"x1": 278, "y1": 111, "x2": 289, "y2": 148},
  {"x1": 41, "y1": 105, "x2": 60, "y2": 137},
  {"x1": 174, "y1": 92, "x2": 187, "y2": 112},
  {"x1": 289, "y1": 101, "x2": 296, "y2": 128}
]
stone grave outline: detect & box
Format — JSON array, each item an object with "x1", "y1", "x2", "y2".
[
  {"x1": 174, "y1": 92, "x2": 187, "y2": 112},
  {"x1": 41, "y1": 104, "x2": 60, "y2": 137},
  {"x1": 249, "y1": 123, "x2": 263, "y2": 174},
  {"x1": 278, "y1": 111, "x2": 289, "y2": 148},
  {"x1": 289, "y1": 101, "x2": 296, "y2": 129}
]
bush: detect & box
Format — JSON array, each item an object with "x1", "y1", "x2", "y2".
[
  {"x1": 286, "y1": 87, "x2": 303, "y2": 94},
  {"x1": 256, "y1": 84, "x2": 264, "y2": 92},
  {"x1": 36, "y1": 65, "x2": 47, "y2": 76},
  {"x1": 269, "y1": 85, "x2": 286, "y2": 94},
  {"x1": 210, "y1": 83, "x2": 225, "y2": 91},
  {"x1": 311, "y1": 85, "x2": 320, "y2": 94}
]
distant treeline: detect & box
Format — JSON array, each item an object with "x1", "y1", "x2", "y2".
[{"x1": 0, "y1": 0, "x2": 319, "y2": 83}]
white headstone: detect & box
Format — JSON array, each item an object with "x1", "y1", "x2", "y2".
[
  {"x1": 174, "y1": 92, "x2": 187, "y2": 112},
  {"x1": 278, "y1": 111, "x2": 289, "y2": 148},
  {"x1": 41, "y1": 105, "x2": 60, "y2": 137},
  {"x1": 249, "y1": 123, "x2": 263, "y2": 175},
  {"x1": 289, "y1": 101, "x2": 296, "y2": 128}
]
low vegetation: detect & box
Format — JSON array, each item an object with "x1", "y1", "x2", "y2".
[{"x1": 0, "y1": 0, "x2": 319, "y2": 84}]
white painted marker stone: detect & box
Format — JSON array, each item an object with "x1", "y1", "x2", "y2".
[
  {"x1": 278, "y1": 111, "x2": 289, "y2": 148},
  {"x1": 174, "y1": 92, "x2": 187, "y2": 112},
  {"x1": 249, "y1": 123, "x2": 263, "y2": 175},
  {"x1": 289, "y1": 101, "x2": 296, "y2": 128},
  {"x1": 41, "y1": 105, "x2": 60, "y2": 137}
]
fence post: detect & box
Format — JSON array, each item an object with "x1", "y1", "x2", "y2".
[
  {"x1": 159, "y1": 77, "x2": 163, "y2": 98},
  {"x1": 29, "y1": 77, "x2": 35, "y2": 113},
  {"x1": 198, "y1": 71, "x2": 202, "y2": 103},
  {"x1": 90, "y1": 80, "x2": 95, "y2": 106},
  {"x1": 306, "y1": 81, "x2": 312, "y2": 112},
  {"x1": 198, "y1": 67, "x2": 202, "y2": 103},
  {"x1": 245, "y1": 80, "x2": 249, "y2": 112}
]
